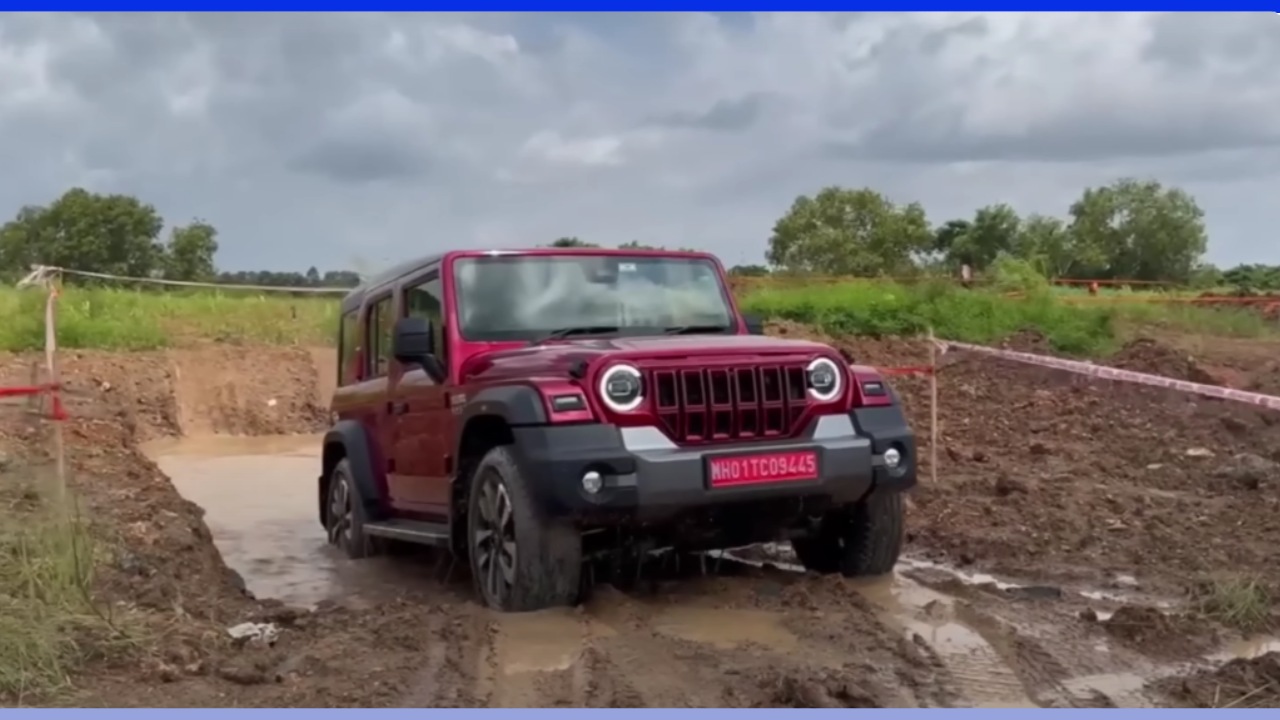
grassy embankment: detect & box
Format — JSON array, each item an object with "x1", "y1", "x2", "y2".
[
  {"x1": 0, "y1": 279, "x2": 1274, "y2": 354},
  {"x1": 0, "y1": 463, "x2": 139, "y2": 701}
]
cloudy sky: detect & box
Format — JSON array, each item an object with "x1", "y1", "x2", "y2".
[{"x1": 0, "y1": 12, "x2": 1277, "y2": 275}]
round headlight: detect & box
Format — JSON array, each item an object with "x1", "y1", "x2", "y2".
[
  {"x1": 599, "y1": 364, "x2": 644, "y2": 412},
  {"x1": 806, "y1": 357, "x2": 842, "y2": 402}
]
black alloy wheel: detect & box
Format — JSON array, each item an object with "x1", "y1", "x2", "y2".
[
  {"x1": 472, "y1": 468, "x2": 518, "y2": 606},
  {"x1": 327, "y1": 471, "x2": 354, "y2": 547}
]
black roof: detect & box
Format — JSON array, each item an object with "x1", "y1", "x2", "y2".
[{"x1": 339, "y1": 252, "x2": 443, "y2": 313}]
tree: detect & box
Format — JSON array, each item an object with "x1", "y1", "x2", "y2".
[
  {"x1": 946, "y1": 204, "x2": 1020, "y2": 271},
  {"x1": 728, "y1": 264, "x2": 770, "y2": 277},
  {"x1": 0, "y1": 188, "x2": 165, "y2": 278},
  {"x1": 932, "y1": 219, "x2": 971, "y2": 255},
  {"x1": 163, "y1": 220, "x2": 219, "y2": 281},
  {"x1": 618, "y1": 240, "x2": 658, "y2": 249},
  {"x1": 1066, "y1": 178, "x2": 1207, "y2": 282},
  {"x1": 549, "y1": 237, "x2": 598, "y2": 248},
  {"x1": 766, "y1": 187, "x2": 933, "y2": 276},
  {"x1": 1010, "y1": 214, "x2": 1074, "y2": 278}
]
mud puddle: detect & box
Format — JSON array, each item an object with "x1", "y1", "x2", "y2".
[{"x1": 141, "y1": 433, "x2": 433, "y2": 608}]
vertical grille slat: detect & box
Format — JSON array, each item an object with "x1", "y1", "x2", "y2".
[{"x1": 648, "y1": 361, "x2": 811, "y2": 445}]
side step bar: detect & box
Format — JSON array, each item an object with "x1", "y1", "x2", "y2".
[{"x1": 364, "y1": 519, "x2": 451, "y2": 547}]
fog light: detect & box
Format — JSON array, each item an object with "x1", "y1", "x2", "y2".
[
  {"x1": 883, "y1": 447, "x2": 901, "y2": 469},
  {"x1": 582, "y1": 470, "x2": 603, "y2": 495}
]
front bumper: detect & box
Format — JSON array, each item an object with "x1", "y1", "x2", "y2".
[{"x1": 509, "y1": 406, "x2": 916, "y2": 523}]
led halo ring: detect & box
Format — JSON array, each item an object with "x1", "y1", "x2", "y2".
[
  {"x1": 598, "y1": 363, "x2": 645, "y2": 412},
  {"x1": 806, "y1": 357, "x2": 843, "y2": 402}
]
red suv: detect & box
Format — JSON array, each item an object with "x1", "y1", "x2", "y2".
[{"x1": 319, "y1": 248, "x2": 916, "y2": 611}]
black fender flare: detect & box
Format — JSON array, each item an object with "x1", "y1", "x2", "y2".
[
  {"x1": 453, "y1": 384, "x2": 549, "y2": 475},
  {"x1": 321, "y1": 420, "x2": 383, "y2": 524},
  {"x1": 459, "y1": 385, "x2": 549, "y2": 427}
]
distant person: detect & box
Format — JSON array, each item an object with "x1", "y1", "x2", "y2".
[{"x1": 959, "y1": 264, "x2": 973, "y2": 289}]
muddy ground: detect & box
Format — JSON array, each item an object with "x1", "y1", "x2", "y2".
[{"x1": 2, "y1": 328, "x2": 1279, "y2": 708}]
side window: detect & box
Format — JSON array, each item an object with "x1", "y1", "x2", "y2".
[
  {"x1": 338, "y1": 310, "x2": 360, "y2": 385},
  {"x1": 366, "y1": 296, "x2": 394, "y2": 378},
  {"x1": 404, "y1": 274, "x2": 447, "y2": 371}
]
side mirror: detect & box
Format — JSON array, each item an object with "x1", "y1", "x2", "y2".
[
  {"x1": 392, "y1": 316, "x2": 446, "y2": 382},
  {"x1": 742, "y1": 313, "x2": 765, "y2": 336}
]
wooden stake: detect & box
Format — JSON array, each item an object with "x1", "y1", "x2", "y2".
[
  {"x1": 928, "y1": 327, "x2": 938, "y2": 486},
  {"x1": 45, "y1": 281, "x2": 65, "y2": 504}
]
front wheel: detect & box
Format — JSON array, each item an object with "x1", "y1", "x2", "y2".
[
  {"x1": 467, "y1": 446, "x2": 582, "y2": 612},
  {"x1": 792, "y1": 490, "x2": 905, "y2": 577}
]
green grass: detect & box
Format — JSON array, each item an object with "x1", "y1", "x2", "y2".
[
  {"x1": 0, "y1": 468, "x2": 135, "y2": 702},
  {"x1": 0, "y1": 286, "x2": 337, "y2": 351},
  {"x1": 0, "y1": 280, "x2": 1273, "y2": 355},
  {"x1": 739, "y1": 279, "x2": 1278, "y2": 355},
  {"x1": 1193, "y1": 576, "x2": 1273, "y2": 633}
]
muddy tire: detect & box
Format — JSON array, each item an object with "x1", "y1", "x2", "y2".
[
  {"x1": 326, "y1": 458, "x2": 375, "y2": 559},
  {"x1": 467, "y1": 446, "x2": 582, "y2": 612},
  {"x1": 792, "y1": 490, "x2": 905, "y2": 577}
]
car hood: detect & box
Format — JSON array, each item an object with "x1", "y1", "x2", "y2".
[{"x1": 460, "y1": 334, "x2": 833, "y2": 384}]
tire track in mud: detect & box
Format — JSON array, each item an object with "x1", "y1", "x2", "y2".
[
  {"x1": 398, "y1": 604, "x2": 493, "y2": 708},
  {"x1": 409, "y1": 578, "x2": 962, "y2": 708},
  {"x1": 907, "y1": 576, "x2": 1165, "y2": 708},
  {"x1": 844, "y1": 575, "x2": 1036, "y2": 708}
]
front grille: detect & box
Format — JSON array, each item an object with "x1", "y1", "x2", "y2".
[{"x1": 649, "y1": 363, "x2": 809, "y2": 444}]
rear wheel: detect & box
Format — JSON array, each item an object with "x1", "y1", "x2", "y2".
[
  {"x1": 792, "y1": 490, "x2": 905, "y2": 577},
  {"x1": 467, "y1": 446, "x2": 582, "y2": 611},
  {"x1": 326, "y1": 458, "x2": 376, "y2": 559}
]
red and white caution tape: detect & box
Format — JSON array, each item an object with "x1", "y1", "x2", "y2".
[{"x1": 935, "y1": 338, "x2": 1280, "y2": 411}]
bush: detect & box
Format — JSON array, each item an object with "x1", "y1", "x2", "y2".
[{"x1": 989, "y1": 255, "x2": 1051, "y2": 296}]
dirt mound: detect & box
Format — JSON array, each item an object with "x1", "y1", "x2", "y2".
[
  {"x1": 998, "y1": 329, "x2": 1055, "y2": 354},
  {"x1": 1156, "y1": 652, "x2": 1280, "y2": 708},
  {"x1": 6, "y1": 351, "x2": 328, "y2": 615},
  {"x1": 865, "y1": 331, "x2": 1280, "y2": 593},
  {"x1": 170, "y1": 345, "x2": 330, "y2": 436},
  {"x1": 1245, "y1": 360, "x2": 1280, "y2": 396},
  {"x1": 0, "y1": 345, "x2": 334, "y2": 706},
  {"x1": 1108, "y1": 338, "x2": 1223, "y2": 386},
  {"x1": 1100, "y1": 606, "x2": 1219, "y2": 659}
]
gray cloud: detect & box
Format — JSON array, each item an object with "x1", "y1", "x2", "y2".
[
  {"x1": 288, "y1": 137, "x2": 434, "y2": 184},
  {"x1": 651, "y1": 93, "x2": 768, "y2": 132},
  {"x1": 0, "y1": 11, "x2": 1276, "y2": 273}
]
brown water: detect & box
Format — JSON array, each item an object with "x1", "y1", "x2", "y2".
[{"x1": 142, "y1": 433, "x2": 435, "y2": 608}]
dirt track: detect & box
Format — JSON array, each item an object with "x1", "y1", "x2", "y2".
[{"x1": 3, "y1": 329, "x2": 1280, "y2": 708}]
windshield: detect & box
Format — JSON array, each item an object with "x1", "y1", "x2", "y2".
[{"x1": 453, "y1": 254, "x2": 735, "y2": 342}]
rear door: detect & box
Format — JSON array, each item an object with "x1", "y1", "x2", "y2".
[{"x1": 360, "y1": 291, "x2": 417, "y2": 513}]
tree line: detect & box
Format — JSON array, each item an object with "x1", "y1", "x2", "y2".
[
  {"x1": 1, "y1": 181, "x2": 1276, "y2": 292},
  {"x1": 0, "y1": 188, "x2": 359, "y2": 289},
  {"x1": 555, "y1": 179, "x2": 1269, "y2": 291},
  {"x1": 762, "y1": 178, "x2": 1220, "y2": 285}
]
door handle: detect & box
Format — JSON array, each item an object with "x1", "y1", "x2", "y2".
[{"x1": 389, "y1": 401, "x2": 410, "y2": 415}]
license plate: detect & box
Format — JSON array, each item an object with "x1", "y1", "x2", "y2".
[{"x1": 706, "y1": 450, "x2": 819, "y2": 488}]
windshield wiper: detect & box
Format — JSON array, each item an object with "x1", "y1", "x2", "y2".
[
  {"x1": 532, "y1": 325, "x2": 620, "y2": 345},
  {"x1": 663, "y1": 324, "x2": 729, "y2": 335}
]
